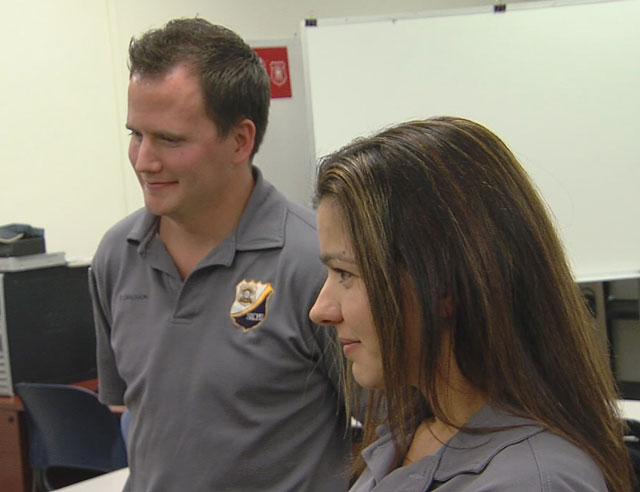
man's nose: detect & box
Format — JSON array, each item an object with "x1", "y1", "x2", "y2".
[{"x1": 131, "y1": 137, "x2": 161, "y2": 173}]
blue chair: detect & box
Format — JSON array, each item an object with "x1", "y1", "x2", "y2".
[{"x1": 15, "y1": 382, "x2": 128, "y2": 491}]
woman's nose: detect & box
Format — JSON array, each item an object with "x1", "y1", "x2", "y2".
[{"x1": 309, "y1": 280, "x2": 342, "y2": 326}]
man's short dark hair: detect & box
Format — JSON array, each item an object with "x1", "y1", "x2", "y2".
[{"x1": 128, "y1": 17, "x2": 271, "y2": 158}]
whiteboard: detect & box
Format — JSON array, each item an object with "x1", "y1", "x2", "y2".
[{"x1": 302, "y1": 0, "x2": 640, "y2": 281}]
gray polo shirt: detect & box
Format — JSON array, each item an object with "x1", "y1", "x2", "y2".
[
  {"x1": 350, "y1": 404, "x2": 607, "y2": 491},
  {"x1": 90, "y1": 169, "x2": 350, "y2": 491}
]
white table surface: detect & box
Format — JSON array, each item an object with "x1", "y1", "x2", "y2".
[
  {"x1": 56, "y1": 468, "x2": 129, "y2": 491},
  {"x1": 620, "y1": 399, "x2": 640, "y2": 421}
]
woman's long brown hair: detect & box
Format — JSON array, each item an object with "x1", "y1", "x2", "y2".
[{"x1": 315, "y1": 117, "x2": 633, "y2": 492}]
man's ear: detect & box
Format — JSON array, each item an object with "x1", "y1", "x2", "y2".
[{"x1": 231, "y1": 118, "x2": 256, "y2": 165}]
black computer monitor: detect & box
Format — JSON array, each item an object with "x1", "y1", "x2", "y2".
[{"x1": 0, "y1": 264, "x2": 97, "y2": 396}]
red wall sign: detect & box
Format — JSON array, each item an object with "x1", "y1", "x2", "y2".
[{"x1": 254, "y1": 47, "x2": 292, "y2": 99}]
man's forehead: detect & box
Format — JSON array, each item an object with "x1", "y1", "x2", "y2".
[{"x1": 130, "y1": 67, "x2": 189, "y2": 88}]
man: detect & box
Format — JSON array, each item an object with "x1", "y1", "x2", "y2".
[{"x1": 90, "y1": 18, "x2": 350, "y2": 491}]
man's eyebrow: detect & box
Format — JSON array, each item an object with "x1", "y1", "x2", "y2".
[
  {"x1": 124, "y1": 125, "x2": 183, "y2": 140},
  {"x1": 319, "y1": 253, "x2": 357, "y2": 265}
]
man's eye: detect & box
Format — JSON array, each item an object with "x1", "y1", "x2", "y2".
[
  {"x1": 337, "y1": 269, "x2": 353, "y2": 282},
  {"x1": 161, "y1": 136, "x2": 181, "y2": 144}
]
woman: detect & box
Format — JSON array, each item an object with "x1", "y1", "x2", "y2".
[{"x1": 309, "y1": 117, "x2": 633, "y2": 491}]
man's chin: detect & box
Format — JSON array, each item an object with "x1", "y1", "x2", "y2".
[{"x1": 143, "y1": 200, "x2": 171, "y2": 217}]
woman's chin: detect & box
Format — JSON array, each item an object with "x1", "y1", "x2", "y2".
[{"x1": 352, "y1": 365, "x2": 384, "y2": 390}]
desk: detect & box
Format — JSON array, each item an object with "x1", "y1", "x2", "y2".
[
  {"x1": 0, "y1": 394, "x2": 30, "y2": 492},
  {"x1": 0, "y1": 379, "x2": 99, "y2": 492}
]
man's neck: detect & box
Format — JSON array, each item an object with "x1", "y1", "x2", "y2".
[{"x1": 159, "y1": 170, "x2": 255, "y2": 279}]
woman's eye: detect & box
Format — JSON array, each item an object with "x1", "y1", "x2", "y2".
[{"x1": 337, "y1": 269, "x2": 353, "y2": 283}]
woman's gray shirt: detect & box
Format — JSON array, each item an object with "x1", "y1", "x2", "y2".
[{"x1": 350, "y1": 404, "x2": 607, "y2": 491}]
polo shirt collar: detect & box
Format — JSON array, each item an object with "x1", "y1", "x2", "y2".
[
  {"x1": 232, "y1": 166, "x2": 286, "y2": 251},
  {"x1": 432, "y1": 404, "x2": 543, "y2": 481},
  {"x1": 361, "y1": 425, "x2": 396, "y2": 484},
  {"x1": 127, "y1": 211, "x2": 157, "y2": 254},
  {"x1": 125, "y1": 167, "x2": 287, "y2": 263},
  {"x1": 361, "y1": 404, "x2": 544, "y2": 488}
]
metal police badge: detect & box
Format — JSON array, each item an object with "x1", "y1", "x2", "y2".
[{"x1": 230, "y1": 279, "x2": 274, "y2": 331}]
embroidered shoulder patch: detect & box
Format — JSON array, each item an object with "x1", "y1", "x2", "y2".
[{"x1": 230, "y1": 279, "x2": 274, "y2": 331}]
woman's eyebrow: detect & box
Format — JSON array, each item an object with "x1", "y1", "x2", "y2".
[{"x1": 319, "y1": 253, "x2": 357, "y2": 265}]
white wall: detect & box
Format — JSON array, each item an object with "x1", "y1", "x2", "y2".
[
  {"x1": 0, "y1": 1, "x2": 127, "y2": 261},
  {"x1": 0, "y1": 0, "x2": 534, "y2": 261}
]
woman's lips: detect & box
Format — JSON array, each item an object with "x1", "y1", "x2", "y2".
[{"x1": 339, "y1": 337, "x2": 361, "y2": 357}]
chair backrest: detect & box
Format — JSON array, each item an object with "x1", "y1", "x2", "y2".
[{"x1": 15, "y1": 382, "x2": 127, "y2": 473}]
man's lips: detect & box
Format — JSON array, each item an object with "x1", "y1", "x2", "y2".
[{"x1": 143, "y1": 180, "x2": 177, "y2": 190}]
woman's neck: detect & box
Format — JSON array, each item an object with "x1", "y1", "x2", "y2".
[
  {"x1": 403, "y1": 353, "x2": 486, "y2": 466},
  {"x1": 402, "y1": 391, "x2": 485, "y2": 466}
]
